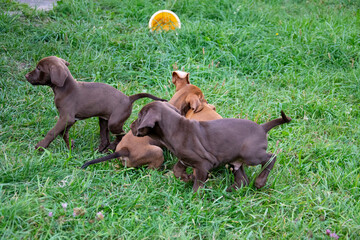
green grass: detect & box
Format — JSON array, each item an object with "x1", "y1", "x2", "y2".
[{"x1": 1, "y1": 0, "x2": 360, "y2": 238}]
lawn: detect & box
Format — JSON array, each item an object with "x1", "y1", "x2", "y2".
[{"x1": 1, "y1": 0, "x2": 359, "y2": 239}]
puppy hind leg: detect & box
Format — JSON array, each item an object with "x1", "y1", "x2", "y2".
[
  {"x1": 124, "y1": 146, "x2": 164, "y2": 169},
  {"x1": 107, "y1": 108, "x2": 132, "y2": 150},
  {"x1": 226, "y1": 164, "x2": 249, "y2": 192},
  {"x1": 254, "y1": 153, "x2": 277, "y2": 189},
  {"x1": 36, "y1": 117, "x2": 76, "y2": 150},
  {"x1": 173, "y1": 161, "x2": 193, "y2": 182},
  {"x1": 192, "y1": 165, "x2": 211, "y2": 192},
  {"x1": 98, "y1": 118, "x2": 110, "y2": 152},
  {"x1": 106, "y1": 132, "x2": 126, "y2": 151},
  {"x1": 106, "y1": 124, "x2": 125, "y2": 152},
  {"x1": 146, "y1": 147, "x2": 164, "y2": 169}
]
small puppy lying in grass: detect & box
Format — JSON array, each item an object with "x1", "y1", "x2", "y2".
[
  {"x1": 130, "y1": 101, "x2": 291, "y2": 192},
  {"x1": 81, "y1": 71, "x2": 222, "y2": 169},
  {"x1": 25, "y1": 56, "x2": 166, "y2": 152}
]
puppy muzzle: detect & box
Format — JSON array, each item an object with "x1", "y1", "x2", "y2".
[{"x1": 25, "y1": 72, "x2": 38, "y2": 85}]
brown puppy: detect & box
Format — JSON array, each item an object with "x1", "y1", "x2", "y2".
[
  {"x1": 185, "y1": 104, "x2": 222, "y2": 121},
  {"x1": 25, "y1": 56, "x2": 165, "y2": 152},
  {"x1": 168, "y1": 71, "x2": 206, "y2": 115},
  {"x1": 172, "y1": 103, "x2": 223, "y2": 181},
  {"x1": 131, "y1": 101, "x2": 291, "y2": 192},
  {"x1": 81, "y1": 71, "x2": 222, "y2": 169}
]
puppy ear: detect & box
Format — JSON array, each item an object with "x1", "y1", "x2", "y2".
[
  {"x1": 172, "y1": 71, "x2": 178, "y2": 84},
  {"x1": 184, "y1": 72, "x2": 190, "y2": 84},
  {"x1": 172, "y1": 71, "x2": 190, "y2": 85},
  {"x1": 186, "y1": 94, "x2": 205, "y2": 113},
  {"x1": 50, "y1": 64, "x2": 68, "y2": 87},
  {"x1": 136, "y1": 109, "x2": 160, "y2": 136}
]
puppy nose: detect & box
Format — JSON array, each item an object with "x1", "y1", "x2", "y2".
[{"x1": 25, "y1": 73, "x2": 29, "y2": 79}]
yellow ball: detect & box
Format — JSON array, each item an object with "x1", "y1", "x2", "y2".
[{"x1": 149, "y1": 10, "x2": 181, "y2": 32}]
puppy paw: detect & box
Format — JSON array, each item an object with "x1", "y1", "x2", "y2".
[
  {"x1": 180, "y1": 174, "x2": 194, "y2": 182},
  {"x1": 35, "y1": 141, "x2": 48, "y2": 151},
  {"x1": 97, "y1": 143, "x2": 110, "y2": 153},
  {"x1": 35, "y1": 145, "x2": 45, "y2": 151},
  {"x1": 254, "y1": 178, "x2": 266, "y2": 189},
  {"x1": 227, "y1": 181, "x2": 249, "y2": 192},
  {"x1": 104, "y1": 143, "x2": 117, "y2": 152},
  {"x1": 226, "y1": 184, "x2": 238, "y2": 192}
]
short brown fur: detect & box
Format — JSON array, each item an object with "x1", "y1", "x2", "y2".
[
  {"x1": 81, "y1": 71, "x2": 222, "y2": 170},
  {"x1": 131, "y1": 101, "x2": 291, "y2": 192},
  {"x1": 25, "y1": 56, "x2": 165, "y2": 151}
]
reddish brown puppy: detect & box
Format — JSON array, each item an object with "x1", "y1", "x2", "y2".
[
  {"x1": 168, "y1": 71, "x2": 206, "y2": 115},
  {"x1": 81, "y1": 71, "x2": 222, "y2": 169},
  {"x1": 25, "y1": 56, "x2": 165, "y2": 152},
  {"x1": 131, "y1": 101, "x2": 291, "y2": 192}
]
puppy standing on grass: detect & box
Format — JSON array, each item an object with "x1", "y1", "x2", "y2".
[
  {"x1": 25, "y1": 56, "x2": 166, "y2": 152},
  {"x1": 81, "y1": 71, "x2": 222, "y2": 169},
  {"x1": 131, "y1": 101, "x2": 291, "y2": 192}
]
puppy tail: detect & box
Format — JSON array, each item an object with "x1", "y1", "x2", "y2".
[
  {"x1": 128, "y1": 93, "x2": 167, "y2": 104},
  {"x1": 261, "y1": 110, "x2": 291, "y2": 133},
  {"x1": 80, "y1": 148, "x2": 129, "y2": 169}
]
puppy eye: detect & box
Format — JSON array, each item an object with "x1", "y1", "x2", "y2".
[{"x1": 36, "y1": 66, "x2": 40, "y2": 70}]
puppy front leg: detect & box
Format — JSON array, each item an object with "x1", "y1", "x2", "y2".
[
  {"x1": 173, "y1": 161, "x2": 193, "y2": 182},
  {"x1": 226, "y1": 164, "x2": 249, "y2": 192},
  {"x1": 35, "y1": 116, "x2": 75, "y2": 150},
  {"x1": 192, "y1": 167, "x2": 209, "y2": 192}
]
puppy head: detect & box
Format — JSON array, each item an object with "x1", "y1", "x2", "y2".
[
  {"x1": 177, "y1": 85, "x2": 206, "y2": 114},
  {"x1": 185, "y1": 89, "x2": 207, "y2": 113},
  {"x1": 172, "y1": 71, "x2": 189, "y2": 89},
  {"x1": 131, "y1": 102, "x2": 180, "y2": 137},
  {"x1": 131, "y1": 102, "x2": 160, "y2": 137},
  {"x1": 25, "y1": 56, "x2": 70, "y2": 87}
]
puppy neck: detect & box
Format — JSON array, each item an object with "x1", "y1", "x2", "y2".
[
  {"x1": 175, "y1": 82, "x2": 189, "y2": 92},
  {"x1": 51, "y1": 73, "x2": 76, "y2": 93},
  {"x1": 157, "y1": 108, "x2": 197, "y2": 153}
]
